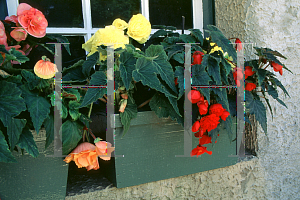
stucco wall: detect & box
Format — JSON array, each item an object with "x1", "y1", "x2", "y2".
[
  {"x1": 215, "y1": 0, "x2": 300, "y2": 199},
  {"x1": 66, "y1": 0, "x2": 300, "y2": 199}
]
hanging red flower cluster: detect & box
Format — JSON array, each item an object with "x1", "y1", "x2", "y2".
[{"x1": 188, "y1": 90, "x2": 230, "y2": 157}]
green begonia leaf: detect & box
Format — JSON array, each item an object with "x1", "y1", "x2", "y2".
[
  {"x1": 120, "y1": 100, "x2": 138, "y2": 136},
  {"x1": 174, "y1": 66, "x2": 184, "y2": 99},
  {"x1": 0, "y1": 130, "x2": 17, "y2": 163},
  {"x1": 0, "y1": 81, "x2": 26, "y2": 127},
  {"x1": 82, "y1": 52, "x2": 99, "y2": 77},
  {"x1": 61, "y1": 120, "x2": 82, "y2": 154},
  {"x1": 7, "y1": 118, "x2": 26, "y2": 150},
  {"x1": 119, "y1": 51, "x2": 136, "y2": 90},
  {"x1": 17, "y1": 126, "x2": 39, "y2": 158},
  {"x1": 192, "y1": 64, "x2": 212, "y2": 86},
  {"x1": 188, "y1": 29, "x2": 204, "y2": 45},
  {"x1": 20, "y1": 85, "x2": 51, "y2": 134},
  {"x1": 43, "y1": 115, "x2": 54, "y2": 149}
]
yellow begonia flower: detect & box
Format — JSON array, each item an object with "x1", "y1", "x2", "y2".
[
  {"x1": 127, "y1": 14, "x2": 151, "y2": 44},
  {"x1": 209, "y1": 42, "x2": 224, "y2": 54},
  {"x1": 112, "y1": 18, "x2": 128, "y2": 30},
  {"x1": 82, "y1": 26, "x2": 129, "y2": 61}
]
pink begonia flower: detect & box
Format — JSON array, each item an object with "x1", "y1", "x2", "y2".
[
  {"x1": 17, "y1": 3, "x2": 48, "y2": 38},
  {"x1": 10, "y1": 27, "x2": 27, "y2": 41},
  {"x1": 0, "y1": 21, "x2": 7, "y2": 47},
  {"x1": 5, "y1": 15, "x2": 19, "y2": 24}
]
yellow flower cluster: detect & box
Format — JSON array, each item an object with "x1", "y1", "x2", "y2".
[
  {"x1": 127, "y1": 14, "x2": 151, "y2": 44},
  {"x1": 82, "y1": 14, "x2": 151, "y2": 60},
  {"x1": 82, "y1": 26, "x2": 129, "y2": 60}
]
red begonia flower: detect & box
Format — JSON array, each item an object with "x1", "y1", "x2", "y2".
[
  {"x1": 235, "y1": 38, "x2": 242, "y2": 52},
  {"x1": 197, "y1": 102, "x2": 208, "y2": 115},
  {"x1": 244, "y1": 66, "x2": 255, "y2": 79},
  {"x1": 271, "y1": 61, "x2": 283, "y2": 75},
  {"x1": 221, "y1": 110, "x2": 230, "y2": 121},
  {"x1": 199, "y1": 114, "x2": 220, "y2": 133},
  {"x1": 190, "y1": 145, "x2": 212, "y2": 157},
  {"x1": 0, "y1": 21, "x2": 7, "y2": 47},
  {"x1": 245, "y1": 82, "x2": 256, "y2": 91},
  {"x1": 209, "y1": 104, "x2": 225, "y2": 117},
  {"x1": 199, "y1": 135, "x2": 212, "y2": 145},
  {"x1": 192, "y1": 51, "x2": 204, "y2": 65},
  {"x1": 188, "y1": 90, "x2": 204, "y2": 104},
  {"x1": 192, "y1": 120, "x2": 200, "y2": 132}
]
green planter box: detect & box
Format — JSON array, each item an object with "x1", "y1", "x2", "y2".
[
  {"x1": 0, "y1": 131, "x2": 69, "y2": 200},
  {"x1": 100, "y1": 111, "x2": 238, "y2": 188}
]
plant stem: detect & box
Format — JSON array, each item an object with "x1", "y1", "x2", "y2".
[
  {"x1": 88, "y1": 128, "x2": 96, "y2": 140},
  {"x1": 263, "y1": 63, "x2": 270, "y2": 70},
  {"x1": 137, "y1": 97, "x2": 152, "y2": 108},
  {"x1": 88, "y1": 102, "x2": 93, "y2": 118}
]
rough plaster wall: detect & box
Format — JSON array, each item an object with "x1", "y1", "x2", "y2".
[
  {"x1": 66, "y1": 158, "x2": 266, "y2": 200},
  {"x1": 215, "y1": 0, "x2": 300, "y2": 199}
]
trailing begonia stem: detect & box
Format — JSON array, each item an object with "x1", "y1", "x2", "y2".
[
  {"x1": 88, "y1": 128, "x2": 96, "y2": 140},
  {"x1": 88, "y1": 102, "x2": 93, "y2": 118},
  {"x1": 138, "y1": 97, "x2": 152, "y2": 108}
]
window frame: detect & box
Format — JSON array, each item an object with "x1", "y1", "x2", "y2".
[{"x1": 7, "y1": 0, "x2": 204, "y2": 42}]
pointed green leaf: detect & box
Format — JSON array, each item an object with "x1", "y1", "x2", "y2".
[
  {"x1": 17, "y1": 127, "x2": 39, "y2": 158},
  {"x1": 220, "y1": 56, "x2": 232, "y2": 76},
  {"x1": 206, "y1": 25, "x2": 237, "y2": 62},
  {"x1": 262, "y1": 91, "x2": 273, "y2": 119},
  {"x1": 62, "y1": 120, "x2": 82, "y2": 154},
  {"x1": 133, "y1": 57, "x2": 176, "y2": 98},
  {"x1": 21, "y1": 70, "x2": 49, "y2": 90},
  {"x1": 276, "y1": 98, "x2": 287, "y2": 108},
  {"x1": 267, "y1": 85, "x2": 278, "y2": 99},
  {"x1": 119, "y1": 51, "x2": 136, "y2": 90},
  {"x1": 272, "y1": 77, "x2": 290, "y2": 97},
  {"x1": 82, "y1": 52, "x2": 99, "y2": 77},
  {"x1": 120, "y1": 101, "x2": 137, "y2": 136},
  {"x1": 202, "y1": 54, "x2": 222, "y2": 85},
  {"x1": 257, "y1": 69, "x2": 267, "y2": 86},
  {"x1": 0, "y1": 81, "x2": 26, "y2": 127},
  {"x1": 44, "y1": 115, "x2": 54, "y2": 149},
  {"x1": 7, "y1": 118, "x2": 26, "y2": 150},
  {"x1": 249, "y1": 99, "x2": 267, "y2": 133},
  {"x1": 89, "y1": 71, "x2": 107, "y2": 85},
  {"x1": 188, "y1": 29, "x2": 204, "y2": 45},
  {"x1": 172, "y1": 52, "x2": 185, "y2": 64},
  {"x1": 80, "y1": 88, "x2": 107, "y2": 108},
  {"x1": 20, "y1": 85, "x2": 51, "y2": 134},
  {"x1": 192, "y1": 64, "x2": 212, "y2": 86},
  {"x1": 145, "y1": 45, "x2": 177, "y2": 93},
  {"x1": 0, "y1": 130, "x2": 17, "y2": 163}
]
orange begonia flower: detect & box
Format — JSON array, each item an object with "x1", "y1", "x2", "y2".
[
  {"x1": 64, "y1": 141, "x2": 114, "y2": 171},
  {"x1": 34, "y1": 56, "x2": 58, "y2": 79},
  {"x1": 10, "y1": 27, "x2": 27, "y2": 41},
  {"x1": 17, "y1": 3, "x2": 48, "y2": 38},
  {"x1": 0, "y1": 21, "x2": 7, "y2": 47}
]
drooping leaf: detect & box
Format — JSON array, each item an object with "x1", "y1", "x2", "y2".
[
  {"x1": 21, "y1": 70, "x2": 48, "y2": 90},
  {"x1": 79, "y1": 71, "x2": 107, "y2": 108},
  {"x1": 62, "y1": 60, "x2": 86, "y2": 82},
  {"x1": 276, "y1": 98, "x2": 287, "y2": 108},
  {"x1": 43, "y1": 115, "x2": 54, "y2": 149},
  {"x1": 61, "y1": 120, "x2": 82, "y2": 154},
  {"x1": 174, "y1": 66, "x2": 184, "y2": 99},
  {"x1": 80, "y1": 88, "x2": 107, "y2": 108},
  {"x1": 267, "y1": 84, "x2": 278, "y2": 99},
  {"x1": 0, "y1": 81, "x2": 26, "y2": 127},
  {"x1": 149, "y1": 92, "x2": 183, "y2": 126},
  {"x1": 220, "y1": 56, "x2": 232, "y2": 76},
  {"x1": 188, "y1": 29, "x2": 204, "y2": 45},
  {"x1": 0, "y1": 44, "x2": 9, "y2": 54},
  {"x1": 212, "y1": 87, "x2": 230, "y2": 112},
  {"x1": 257, "y1": 69, "x2": 267, "y2": 86},
  {"x1": 82, "y1": 52, "x2": 99, "y2": 77},
  {"x1": 272, "y1": 77, "x2": 290, "y2": 97},
  {"x1": 206, "y1": 25, "x2": 237, "y2": 62},
  {"x1": 202, "y1": 54, "x2": 222, "y2": 85},
  {"x1": 20, "y1": 85, "x2": 51, "y2": 134},
  {"x1": 119, "y1": 51, "x2": 136, "y2": 90},
  {"x1": 249, "y1": 99, "x2": 267, "y2": 133},
  {"x1": 0, "y1": 130, "x2": 17, "y2": 163},
  {"x1": 164, "y1": 44, "x2": 184, "y2": 60},
  {"x1": 192, "y1": 64, "x2": 212, "y2": 86},
  {"x1": 120, "y1": 101, "x2": 137, "y2": 136},
  {"x1": 17, "y1": 126, "x2": 39, "y2": 158},
  {"x1": 145, "y1": 45, "x2": 177, "y2": 93},
  {"x1": 132, "y1": 57, "x2": 176, "y2": 98},
  {"x1": 262, "y1": 91, "x2": 273, "y2": 119},
  {"x1": 7, "y1": 118, "x2": 26, "y2": 150},
  {"x1": 46, "y1": 34, "x2": 71, "y2": 55}
]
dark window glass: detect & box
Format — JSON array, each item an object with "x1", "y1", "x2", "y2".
[
  {"x1": 91, "y1": 0, "x2": 141, "y2": 28},
  {"x1": 19, "y1": 0, "x2": 84, "y2": 28},
  {"x1": 62, "y1": 36, "x2": 86, "y2": 69},
  {"x1": 149, "y1": 0, "x2": 193, "y2": 29}
]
